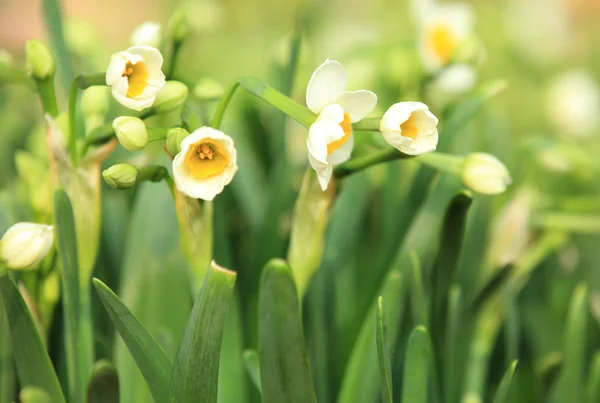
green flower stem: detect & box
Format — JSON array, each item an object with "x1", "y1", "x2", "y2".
[
  {"x1": 211, "y1": 77, "x2": 316, "y2": 130},
  {"x1": 418, "y1": 152, "x2": 464, "y2": 175},
  {"x1": 36, "y1": 77, "x2": 59, "y2": 118},
  {"x1": 166, "y1": 40, "x2": 183, "y2": 80},
  {"x1": 0, "y1": 65, "x2": 35, "y2": 88},
  {"x1": 147, "y1": 127, "x2": 170, "y2": 142},
  {"x1": 335, "y1": 148, "x2": 413, "y2": 178},
  {"x1": 68, "y1": 73, "x2": 106, "y2": 164},
  {"x1": 533, "y1": 212, "x2": 600, "y2": 234},
  {"x1": 136, "y1": 165, "x2": 169, "y2": 183},
  {"x1": 352, "y1": 117, "x2": 381, "y2": 132}
]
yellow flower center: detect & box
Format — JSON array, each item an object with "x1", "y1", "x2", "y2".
[
  {"x1": 427, "y1": 23, "x2": 457, "y2": 64},
  {"x1": 327, "y1": 112, "x2": 352, "y2": 155},
  {"x1": 400, "y1": 114, "x2": 419, "y2": 139},
  {"x1": 184, "y1": 139, "x2": 231, "y2": 179},
  {"x1": 122, "y1": 61, "x2": 148, "y2": 98}
]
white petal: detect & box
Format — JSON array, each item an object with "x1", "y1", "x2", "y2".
[
  {"x1": 306, "y1": 123, "x2": 334, "y2": 191},
  {"x1": 105, "y1": 53, "x2": 129, "y2": 85},
  {"x1": 400, "y1": 130, "x2": 438, "y2": 155},
  {"x1": 380, "y1": 130, "x2": 413, "y2": 152},
  {"x1": 335, "y1": 90, "x2": 378, "y2": 122},
  {"x1": 111, "y1": 90, "x2": 155, "y2": 111},
  {"x1": 328, "y1": 133, "x2": 354, "y2": 165},
  {"x1": 306, "y1": 59, "x2": 348, "y2": 114},
  {"x1": 379, "y1": 101, "x2": 429, "y2": 132},
  {"x1": 431, "y1": 64, "x2": 477, "y2": 94}
]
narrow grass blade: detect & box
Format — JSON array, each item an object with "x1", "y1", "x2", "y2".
[
  {"x1": 19, "y1": 387, "x2": 52, "y2": 403},
  {"x1": 218, "y1": 301, "x2": 248, "y2": 403},
  {"x1": 586, "y1": 352, "x2": 600, "y2": 403},
  {"x1": 42, "y1": 0, "x2": 73, "y2": 89},
  {"x1": 169, "y1": 261, "x2": 237, "y2": 403},
  {"x1": 0, "y1": 295, "x2": 15, "y2": 403},
  {"x1": 443, "y1": 286, "x2": 463, "y2": 403},
  {"x1": 402, "y1": 326, "x2": 433, "y2": 403},
  {"x1": 93, "y1": 278, "x2": 173, "y2": 403},
  {"x1": 53, "y1": 189, "x2": 83, "y2": 403},
  {"x1": 409, "y1": 251, "x2": 428, "y2": 326},
  {"x1": 243, "y1": 350, "x2": 262, "y2": 394},
  {"x1": 86, "y1": 360, "x2": 119, "y2": 403},
  {"x1": 0, "y1": 274, "x2": 66, "y2": 403},
  {"x1": 258, "y1": 259, "x2": 316, "y2": 403},
  {"x1": 493, "y1": 360, "x2": 518, "y2": 403},
  {"x1": 376, "y1": 297, "x2": 393, "y2": 403},
  {"x1": 337, "y1": 272, "x2": 404, "y2": 403},
  {"x1": 552, "y1": 284, "x2": 588, "y2": 403}
]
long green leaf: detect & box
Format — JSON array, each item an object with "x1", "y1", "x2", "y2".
[
  {"x1": 93, "y1": 278, "x2": 173, "y2": 403},
  {"x1": 169, "y1": 261, "x2": 237, "y2": 403},
  {"x1": 42, "y1": 0, "x2": 73, "y2": 89},
  {"x1": 258, "y1": 259, "x2": 316, "y2": 403},
  {"x1": 444, "y1": 286, "x2": 463, "y2": 403},
  {"x1": 552, "y1": 284, "x2": 588, "y2": 403},
  {"x1": 586, "y1": 352, "x2": 600, "y2": 403},
  {"x1": 243, "y1": 350, "x2": 262, "y2": 394},
  {"x1": 87, "y1": 360, "x2": 119, "y2": 403},
  {"x1": 376, "y1": 296, "x2": 393, "y2": 403},
  {"x1": 0, "y1": 293, "x2": 15, "y2": 403},
  {"x1": 493, "y1": 360, "x2": 518, "y2": 403},
  {"x1": 0, "y1": 274, "x2": 65, "y2": 403},
  {"x1": 53, "y1": 188, "x2": 83, "y2": 403},
  {"x1": 402, "y1": 326, "x2": 433, "y2": 403}
]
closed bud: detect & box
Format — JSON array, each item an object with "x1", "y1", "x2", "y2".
[
  {"x1": 168, "y1": 10, "x2": 190, "y2": 42},
  {"x1": 102, "y1": 164, "x2": 138, "y2": 189},
  {"x1": 0, "y1": 222, "x2": 54, "y2": 270},
  {"x1": 131, "y1": 21, "x2": 162, "y2": 48},
  {"x1": 462, "y1": 152, "x2": 511, "y2": 195},
  {"x1": 25, "y1": 40, "x2": 55, "y2": 80},
  {"x1": 167, "y1": 127, "x2": 190, "y2": 156},
  {"x1": 82, "y1": 86, "x2": 110, "y2": 117},
  {"x1": 193, "y1": 78, "x2": 224, "y2": 100},
  {"x1": 153, "y1": 81, "x2": 188, "y2": 114},
  {"x1": 0, "y1": 49, "x2": 13, "y2": 66},
  {"x1": 112, "y1": 116, "x2": 148, "y2": 150}
]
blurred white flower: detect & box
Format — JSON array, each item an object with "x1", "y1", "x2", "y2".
[
  {"x1": 462, "y1": 152, "x2": 511, "y2": 195},
  {"x1": 305, "y1": 59, "x2": 377, "y2": 190},
  {"x1": 545, "y1": 68, "x2": 600, "y2": 138},
  {"x1": 173, "y1": 126, "x2": 238, "y2": 200},
  {"x1": 0, "y1": 222, "x2": 54, "y2": 270},
  {"x1": 131, "y1": 22, "x2": 162, "y2": 48},
  {"x1": 430, "y1": 63, "x2": 477, "y2": 94},
  {"x1": 105, "y1": 46, "x2": 166, "y2": 111},
  {"x1": 418, "y1": 2, "x2": 474, "y2": 70},
  {"x1": 380, "y1": 102, "x2": 439, "y2": 155}
]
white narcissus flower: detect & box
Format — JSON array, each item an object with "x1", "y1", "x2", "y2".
[
  {"x1": 429, "y1": 63, "x2": 477, "y2": 95},
  {"x1": 380, "y1": 102, "x2": 439, "y2": 155},
  {"x1": 418, "y1": 3, "x2": 474, "y2": 70},
  {"x1": 462, "y1": 153, "x2": 511, "y2": 195},
  {"x1": 131, "y1": 22, "x2": 162, "y2": 48},
  {"x1": 306, "y1": 59, "x2": 377, "y2": 190},
  {"x1": 545, "y1": 68, "x2": 600, "y2": 138},
  {"x1": 105, "y1": 46, "x2": 166, "y2": 111},
  {"x1": 0, "y1": 222, "x2": 54, "y2": 270},
  {"x1": 173, "y1": 126, "x2": 238, "y2": 200}
]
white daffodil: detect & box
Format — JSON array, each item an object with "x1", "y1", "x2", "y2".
[
  {"x1": 105, "y1": 46, "x2": 166, "y2": 111},
  {"x1": 545, "y1": 68, "x2": 600, "y2": 138},
  {"x1": 306, "y1": 59, "x2": 377, "y2": 190},
  {"x1": 418, "y1": 3, "x2": 474, "y2": 70},
  {"x1": 462, "y1": 152, "x2": 511, "y2": 195},
  {"x1": 429, "y1": 63, "x2": 477, "y2": 95},
  {"x1": 131, "y1": 22, "x2": 162, "y2": 48},
  {"x1": 173, "y1": 126, "x2": 238, "y2": 200},
  {"x1": 380, "y1": 102, "x2": 439, "y2": 155},
  {"x1": 0, "y1": 222, "x2": 54, "y2": 270}
]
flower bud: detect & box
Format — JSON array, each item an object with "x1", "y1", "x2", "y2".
[
  {"x1": 131, "y1": 21, "x2": 162, "y2": 48},
  {"x1": 461, "y1": 152, "x2": 511, "y2": 195},
  {"x1": 153, "y1": 81, "x2": 188, "y2": 114},
  {"x1": 0, "y1": 222, "x2": 54, "y2": 270},
  {"x1": 25, "y1": 40, "x2": 55, "y2": 80},
  {"x1": 102, "y1": 164, "x2": 138, "y2": 189},
  {"x1": 193, "y1": 78, "x2": 224, "y2": 100},
  {"x1": 82, "y1": 86, "x2": 110, "y2": 117},
  {"x1": 0, "y1": 49, "x2": 14, "y2": 66},
  {"x1": 168, "y1": 9, "x2": 190, "y2": 42},
  {"x1": 166, "y1": 127, "x2": 190, "y2": 156},
  {"x1": 112, "y1": 116, "x2": 148, "y2": 151}
]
